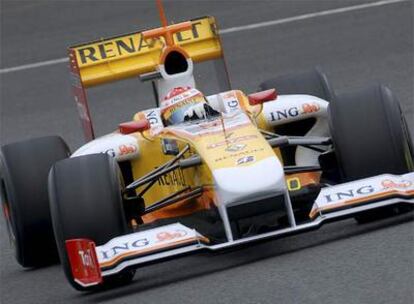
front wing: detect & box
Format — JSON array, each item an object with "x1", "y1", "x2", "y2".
[{"x1": 66, "y1": 172, "x2": 414, "y2": 287}]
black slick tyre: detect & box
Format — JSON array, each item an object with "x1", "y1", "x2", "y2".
[
  {"x1": 259, "y1": 67, "x2": 334, "y2": 101},
  {"x1": 328, "y1": 84, "x2": 413, "y2": 223},
  {"x1": 48, "y1": 153, "x2": 134, "y2": 291},
  {"x1": 0, "y1": 136, "x2": 70, "y2": 267}
]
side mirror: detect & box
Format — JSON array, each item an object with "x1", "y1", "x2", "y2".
[
  {"x1": 248, "y1": 89, "x2": 277, "y2": 106},
  {"x1": 119, "y1": 120, "x2": 150, "y2": 134}
]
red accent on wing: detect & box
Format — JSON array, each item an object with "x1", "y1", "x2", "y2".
[
  {"x1": 65, "y1": 239, "x2": 102, "y2": 287},
  {"x1": 248, "y1": 89, "x2": 277, "y2": 105},
  {"x1": 119, "y1": 120, "x2": 150, "y2": 134}
]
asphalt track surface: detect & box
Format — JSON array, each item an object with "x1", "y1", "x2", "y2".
[{"x1": 1, "y1": 1, "x2": 413, "y2": 303}]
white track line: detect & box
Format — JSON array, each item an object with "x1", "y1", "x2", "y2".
[
  {"x1": 0, "y1": 0, "x2": 408, "y2": 75},
  {"x1": 220, "y1": 0, "x2": 408, "y2": 34},
  {"x1": 0, "y1": 57, "x2": 69, "y2": 74}
]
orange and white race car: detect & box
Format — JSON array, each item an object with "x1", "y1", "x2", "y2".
[{"x1": 1, "y1": 1, "x2": 413, "y2": 291}]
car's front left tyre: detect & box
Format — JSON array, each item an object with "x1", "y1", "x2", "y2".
[{"x1": 48, "y1": 153, "x2": 135, "y2": 291}]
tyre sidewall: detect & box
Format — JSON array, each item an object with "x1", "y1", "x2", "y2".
[
  {"x1": 329, "y1": 85, "x2": 412, "y2": 181},
  {"x1": 48, "y1": 154, "x2": 129, "y2": 290},
  {"x1": 0, "y1": 136, "x2": 70, "y2": 267}
]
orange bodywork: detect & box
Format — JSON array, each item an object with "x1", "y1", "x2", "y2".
[{"x1": 142, "y1": 187, "x2": 216, "y2": 223}]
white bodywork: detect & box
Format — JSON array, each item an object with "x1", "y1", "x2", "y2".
[
  {"x1": 262, "y1": 95, "x2": 329, "y2": 166},
  {"x1": 71, "y1": 94, "x2": 329, "y2": 166},
  {"x1": 213, "y1": 157, "x2": 286, "y2": 203},
  {"x1": 311, "y1": 172, "x2": 414, "y2": 217},
  {"x1": 213, "y1": 156, "x2": 293, "y2": 241},
  {"x1": 157, "y1": 58, "x2": 196, "y2": 101},
  {"x1": 96, "y1": 223, "x2": 204, "y2": 265},
  {"x1": 71, "y1": 133, "x2": 139, "y2": 162}
]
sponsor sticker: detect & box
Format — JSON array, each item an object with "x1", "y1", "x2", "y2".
[
  {"x1": 309, "y1": 173, "x2": 414, "y2": 218},
  {"x1": 66, "y1": 239, "x2": 102, "y2": 286},
  {"x1": 236, "y1": 155, "x2": 255, "y2": 166},
  {"x1": 225, "y1": 143, "x2": 246, "y2": 152},
  {"x1": 156, "y1": 230, "x2": 188, "y2": 242},
  {"x1": 96, "y1": 223, "x2": 206, "y2": 264},
  {"x1": 269, "y1": 102, "x2": 321, "y2": 122},
  {"x1": 214, "y1": 147, "x2": 264, "y2": 163},
  {"x1": 161, "y1": 89, "x2": 205, "y2": 125},
  {"x1": 381, "y1": 179, "x2": 412, "y2": 189},
  {"x1": 207, "y1": 135, "x2": 258, "y2": 149},
  {"x1": 220, "y1": 91, "x2": 240, "y2": 113},
  {"x1": 162, "y1": 88, "x2": 201, "y2": 108},
  {"x1": 118, "y1": 144, "x2": 138, "y2": 156},
  {"x1": 141, "y1": 108, "x2": 164, "y2": 135},
  {"x1": 73, "y1": 20, "x2": 208, "y2": 66}
]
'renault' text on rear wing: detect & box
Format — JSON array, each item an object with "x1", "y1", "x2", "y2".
[{"x1": 68, "y1": 16, "x2": 226, "y2": 141}]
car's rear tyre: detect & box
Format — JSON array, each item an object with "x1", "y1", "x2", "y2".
[
  {"x1": 260, "y1": 67, "x2": 334, "y2": 101},
  {"x1": 0, "y1": 136, "x2": 70, "y2": 267},
  {"x1": 328, "y1": 84, "x2": 413, "y2": 223},
  {"x1": 48, "y1": 153, "x2": 135, "y2": 291}
]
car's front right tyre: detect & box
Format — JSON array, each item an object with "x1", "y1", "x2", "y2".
[{"x1": 328, "y1": 84, "x2": 413, "y2": 223}]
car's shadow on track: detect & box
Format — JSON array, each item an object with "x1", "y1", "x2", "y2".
[{"x1": 81, "y1": 213, "x2": 413, "y2": 303}]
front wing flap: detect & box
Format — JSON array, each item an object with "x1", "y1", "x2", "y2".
[{"x1": 310, "y1": 173, "x2": 414, "y2": 218}]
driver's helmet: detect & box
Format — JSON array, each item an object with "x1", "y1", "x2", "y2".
[{"x1": 160, "y1": 86, "x2": 206, "y2": 126}]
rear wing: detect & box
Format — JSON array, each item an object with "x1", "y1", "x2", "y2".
[{"x1": 68, "y1": 16, "x2": 227, "y2": 141}]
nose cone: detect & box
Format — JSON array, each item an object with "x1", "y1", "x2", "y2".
[{"x1": 213, "y1": 157, "x2": 286, "y2": 205}]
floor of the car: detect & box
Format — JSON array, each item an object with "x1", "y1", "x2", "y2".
[{"x1": 136, "y1": 206, "x2": 292, "y2": 243}]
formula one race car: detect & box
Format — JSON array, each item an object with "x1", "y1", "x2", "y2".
[{"x1": 1, "y1": 2, "x2": 413, "y2": 291}]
